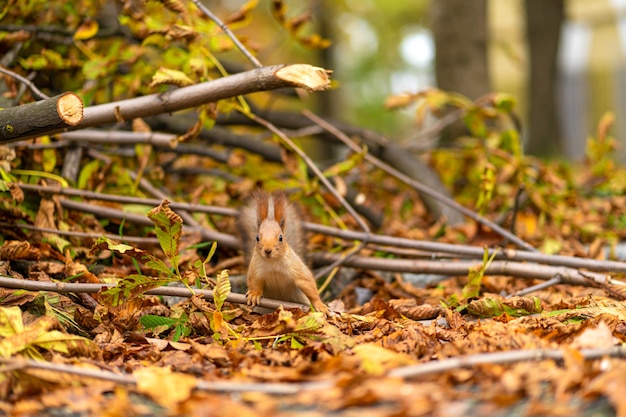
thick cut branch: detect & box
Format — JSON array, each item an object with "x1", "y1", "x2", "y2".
[
  {"x1": 3, "y1": 64, "x2": 331, "y2": 143},
  {"x1": 0, "y1": 92, "x2": 83, "y2": 143},
  {"x1": 79, "y1": 64, "x2": 329, "y2": 129}
]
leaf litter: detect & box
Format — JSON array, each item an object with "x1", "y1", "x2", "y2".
[
  {"x1": 1, "y1": 170, "x2": 625, "y2": 416},
  {"x1": 1, "y1": 17, "x2": 626, "y2": 412}
]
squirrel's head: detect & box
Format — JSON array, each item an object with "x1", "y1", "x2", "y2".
[
  {"x1": 254, "y1": 190, "x2": 288, "y2": 259},
  {"x1": 256, "y1": 220, "x2": 285, "y2": 258}
]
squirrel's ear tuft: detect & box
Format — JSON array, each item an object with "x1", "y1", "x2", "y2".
[
  {"x1": 272, "y1": 190, "x2": 287, "y2": 229},
  {"x1": 254, "y1": 190, "x2": 269, "y2": 225}
]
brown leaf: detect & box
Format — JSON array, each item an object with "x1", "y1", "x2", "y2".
[
  {"x1": 571, "y1": 320, "x2": 616, "y2": 349},
  {"x1": 189, "y1": 339, "x2": 231, "y2": 367},
  {"x1": 275, "y1": 65, "x2": 332, "y2": 92},
  {"x1": 135, "y1": 366, "x2": 197, "y2": 408},
  {"x1": 8, "y1": 183, "x2": 24, "y2": 203},
  {"x1": 0, "y1": 241, "x2": 35, "y2": 260},
  {"x1": 389, "y1": 299, "x2": 444, "y2": 320}
]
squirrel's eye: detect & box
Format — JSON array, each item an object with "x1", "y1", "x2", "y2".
[
  {"x1": 279, "y1": 234, "x2": 283, "y2": 242},
  {"x1": 256, "y1": 235, "x2": 260, "y2": 242}
]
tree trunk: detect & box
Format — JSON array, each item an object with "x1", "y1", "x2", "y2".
[
  {"x1": 431, "y1": 0, "x2": 491, "y2": 99},
  {"x1": 430, "y1": 0, "x2": 490, "y2": 144},
  {"x1": 525, "y1": 0, "x2": 564, "y2": 155}
]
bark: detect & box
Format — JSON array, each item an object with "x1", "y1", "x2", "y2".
[
  {"x1": 0, "y1": 92, "x2": 83, "y2": 142},
  {"x1": 525, "y1": 0, "x2": 564, "y2": 155}
]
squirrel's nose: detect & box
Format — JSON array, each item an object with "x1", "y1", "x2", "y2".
[{"x1": 264, "y1": 249, "x2": 272, "y2": 256}]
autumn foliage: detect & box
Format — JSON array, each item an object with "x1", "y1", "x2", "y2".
[{"x1": 1, "y1": 0, "x2": 626, "y2": 415}]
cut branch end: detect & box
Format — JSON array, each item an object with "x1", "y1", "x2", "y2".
[
  {"x1": 57, "y1": 92, "x2": 84, "y2": 126},
  {"x1": 275, "y1": 65, "x2": 332, "y2": 92}
]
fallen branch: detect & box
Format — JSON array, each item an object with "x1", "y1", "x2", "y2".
[
  {"x1": 79, "y1": 65, "x2": 330, "y2": 130},
  {"x1": 311, "y1": 252, "x2": 616, "y2": 287},
  {"x1": 2, "y1": 335, "x2": 626, "y2": 392},
  {"x1": 0, "y1": 357, "x2": 326, "y2": 395},
  {"x1": 0, "y1": 92, "x2": 83, "y2": 142},
  {"x1": 389, "y1": 345, "x2": 626, "y2": 379},
  {"x1": 12, "y1": 183, "x2": 626, "y2": 273},
  {"x1": 58, "y1": 198, "x2": 240, "y2": 248},
  {"x1": 304, "y1": 110, "x2": 536, "y2": 252},
  {"x1": 0, "y1": 276, "x2": 305, "y2": 311},
  {"x1": 4, "y1": 64, "x2": 331, "y2": 142}
]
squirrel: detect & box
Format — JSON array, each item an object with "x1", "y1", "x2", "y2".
[{"x1": 237, "y1": 190, "x2": 329, "y2": 314}]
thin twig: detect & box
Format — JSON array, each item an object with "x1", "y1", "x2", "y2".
[
  {"x1": 2, "y1": 334, "x2": 626, "y2": 389},
  {"x1": 14, "y1": 183, "x2": 626, "y2": 273},
  {"x1": 0, "y1": 222, "x2": 161, "y2": 245},
  {"x1": 3, "y1": 205, "x2": 619, "y2": 284},
  {"x1": 191, "y1": 0, "x2": 263, "y2": 68},
  {"x1": 511, "y1": 275, "x2": 562, "y2": 297},
  {"x1": 58, "y1": 198, "x2": 240, "y2": 248},
  {"x1": 0, "y1": 357, "x2": 330, "y2": 394},
  {"x1": 303, "y1": 109, "x2": 538, "y2": 253},
  {"x1": 0, "y1": 66, "x2": 49, "y2": 100},
  {"x1": 388, "y1": 345, "x2": 626, "y2": 379},
  {"x1": 0, "y1": 276, "x2": 306, "y2": 311},
  {"x1": 579, "y1": 270, "x2": 626, "y2": 301},
  {"x1": 312, "y1": 252, "x2": 615, "y2": 287},
  {"x1": 401, "y1": 108, "x2": 464, "y2": 152}
]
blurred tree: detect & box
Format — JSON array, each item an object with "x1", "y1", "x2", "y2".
[
  {"x1": 431, "y1": 0, "x2": 491, "y2": 99},
  {"x1": 525, "y1": 0, "x2": 564, "y2": 156},
  {"x1": 430, "y1": 0, "x2": 490, "y2": 144}
]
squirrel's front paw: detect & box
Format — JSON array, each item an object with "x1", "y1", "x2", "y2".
[
  {"x1": 312, "y1": 301, "x2": 330, "y2": 315},
  {"x1": 246, "y1": 291, "x2": 263, "y2": 306}
]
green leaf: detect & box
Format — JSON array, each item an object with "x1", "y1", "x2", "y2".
[
  {"x1": 463, "y1": 107, "x2": 488, "y2": 138},
  {"x1": 204, "y1": 241, "x2": 218, "y2": 264},
  {"x1": 43, "y1": 234, "x2": 72, "y2": 254},
  {"x1": 100, "y1": 274, "x2": 175, "y2": 306},
  {"x1": 147, "y1": 200, "x2": 183, "y2": 271},
  {"x1": 213, "y1": 269, "x2": 230, "y2": 312},
  {"x1": 90, "y1": 236, "x2": 172, "y2": 276},
  {"x1": 82, "y1": 57, "x2": 115, "y2": 80},
  {"x1": 140, "y1": 315, "x2": 179, "y2": 329},
  {"x1": 476, "y1": 163, "x2": 496, "y2": 214},
  {"x1": 19, "y1": 54, "x2": 49, "y2": 70},
  {"x1": 492, "y1": 93, "x2": 516, "y2": 113},
  {"x1": 322, "y1": 146, "x2": 367, "y2": 177},
  {"x1": 77, "y1": 160, "x2": 101, "y2": 189},
  {"x1": 39, "y1": 136, "x2": 56, "y2": 173},
  {"x1": 290, "y1": 336, "x2": 304, "y2": 349},
  {"x1": 462, "y1": 247, "x2": 497, "y2": 302}
]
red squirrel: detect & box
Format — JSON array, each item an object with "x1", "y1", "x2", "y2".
[{"x1": 237, "y1": 190, "x2": 328, "y2": 314}]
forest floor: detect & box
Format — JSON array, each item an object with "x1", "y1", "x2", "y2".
[{"x1": 1, "y1": 128, "x2": 626, "y2": 416}]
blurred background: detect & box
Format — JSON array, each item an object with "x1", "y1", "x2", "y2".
[{"x1": 228, "y1": 0, "x2": 626, "y2": 162}]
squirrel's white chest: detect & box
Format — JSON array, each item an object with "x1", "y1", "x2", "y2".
[{"x1": 254, "y1": 256, "x2": 309, "y2": 305}]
